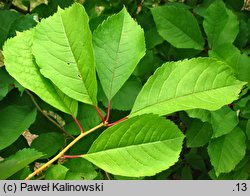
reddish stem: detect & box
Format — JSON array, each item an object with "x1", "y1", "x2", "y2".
[
  {"x1": 107, "y1": 116, "x2": 128, "y2": 127},
  {"x1": 95, "y1": 106, "x2": 105, "y2": 123},
  {"x1": 63, "y1": 154, "x2": 84, "y2": 159},
  {"x1": 105, "y1": 100, "x2": 111, "y2": 122},
  {"x1": 72, "y1": 115, "x2": 84, "y2": 133}
]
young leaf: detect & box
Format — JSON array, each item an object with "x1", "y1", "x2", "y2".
[
  {"x1": 130, "y1": 58, "x2": 246, "y2": 117},
  {"x1": 0, "y1": 148, "x2": 43, "y2": 179},
  {"x1": 3, "y1": 30, "x2": 78, "y2": 116},
  {"x1": 207, "y1": 127, "x2": 246, "y2": 176},
  {"x1": 93, "y1": 7, "x2": 145, "y2": 100},
  {"x1": 209, "y1": 43, "x2": 250, "y2": 84},
  {"x1": 203, "y1": 0, "x2": 239, "y2": 48},
  {"x1": 33, "y1": 3, "x2": 97, "y2": 105},
  {"x1": 0, "y1": 105, "x2": 37, "y2": 151},
  {"x1": 151, "y1": 5, "x2": 204, "y2": 50},
  {"x1": 83, "y1": 114, "x2": 184, "y2": 177}
]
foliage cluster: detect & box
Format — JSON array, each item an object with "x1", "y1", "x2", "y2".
[{"x1": 0, "y1": 0, "x2": 250, "y2": 180}]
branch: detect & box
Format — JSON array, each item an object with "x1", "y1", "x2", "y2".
[
  {"x1": 25, "y1": 90, "x2": 75, "y2": 139},
  {"x1": 25, "y1": 123, "x2": 104, "y2": 180}
]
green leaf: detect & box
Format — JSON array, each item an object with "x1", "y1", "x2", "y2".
[
  {"x1": 8, "y1": 166, "x2": 31, "y2": 180},
  {"x1": 33, "y1": 3, "x2": 97, "y2": 105},
  {"x1": 30, "y1": 132, "x2": 64, "y2": 159},
  {"x1": 64, "y1": 103, "x2": 105, "y2": 135},
  {"x1": 0, "y1": 136, "x2": 29, "y2": 158},
  {"x1": 246, "y1": 119, "x2": 250, "y2": 141},
  {"x1": 151, "y1": 5, "x2": 204, "y2": 50},
  {"x1": 210, "y1": 106, "x2": 238, "y2": 138},
  {"x1": 235, "y1": 19, "x2": 249, "y2": 48},
  {"x1": 0, "y1": 68, "x2": 14, "y2": 101},
  {"x1": 185, "y1": 152, "x2": 206, "y2": 172},
  {"x1": 133, "y1": 50, "x2": 162, "y2": 77},
  {"x1": 144, "y1": 27, "x2": 164, "y2": 49},
  {"x1": 186, "y1": 119, "x2": 212, "y2": 147},
  {"x1": 98, "y1": 77, "x2": 142, "y2": 111},
  {"x1": 31, "y1": 0, "x2": 74, "y2": 18},
  {"x1": 0, "y1": 10, "x2": 22, "y2": 49},
  {"x1": 186, "y1": 109, "x2": 211, "y2": 122},
  {"x1": 207, "y1": 127, "x2": 246, "y2": 176},
  {"x1": 45, "y1": 165, "x2": 69, "y2": 180},
  {"x1": 3, "y1": 29, "x2": 78, "y2": 116},
  {"x1": 181, "y1": 166, "x2": 193, "y2": 180},
  {"x1": 0, "y1": 148, "x2": 43, "y2": 180},
  {"x1": 0, "y1": 105, "x2": 37, "y2": 151},
  {"x1": 209, "y1": 43, "x2": 250, "y2": 84},
  {"x1": 93, "y1": 7, "x2": 145, "y2": 100},
  {"x1": 203, "y1": 0, "x2": 239, "y2": 48},
  {"x1": 64, "y1": 159, "x2": 97, "y2": 180},
  {"x1": 131, "y1": 58, "x2": 246, "y2": 117},
  {"x1": 8, "y1": 14, "x2": 37, "y2": 38},
  {"x1": 209, "y1": 169, "x2": 249, "y2": 180},
  {"x1": 83, "y1": 114, "x2": 184, "y2": 177}
]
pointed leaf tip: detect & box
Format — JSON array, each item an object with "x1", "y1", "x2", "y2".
[
  {"x1": 33, "y1": 3, "x2": 97, "y2": 106},
  {"x1": 93, "y1": 7, "x2": 146, "y2": 100}
]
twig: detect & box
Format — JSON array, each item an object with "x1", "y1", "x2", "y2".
[
  {"x1": 62, "y1": 154, "x2": 84, "y2": 159},
  {"x1": 105, "y1": 171, "x2": 111, "y2": 180},
  {"x1": 107, "y1": 116, "x2": 128, "y2": 127},
  {"x1": 95, "y1": 106, "x2": 105, "y2": 124},
  {"x1": 105, "y1": 100, "x2": 111, "y2": 122},
  {"x1": 25, "y1": 90, "x2": 74, "y2": 139},
  {"x1": 25, "y1": 123, "x2": 104, "y2": 180},
  {"x1": 72, "y1": 115, "x2": 84, "y2": 133}
]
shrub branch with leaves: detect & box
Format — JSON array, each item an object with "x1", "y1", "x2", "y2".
[{"x1": 0, "y1": 0, "x2": 250, "y2": 180}]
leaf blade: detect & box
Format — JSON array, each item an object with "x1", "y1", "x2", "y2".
[
  {"x1": 208, "y1": 127, "x2": 246, "y2": 176},
  {"x1": 203, "y1": 0, "x2": 239, "y2": 48},
  {"x1": 83, "y1": 114, "x2": 184, "y2": 177},
  {"x1": 33, "y1": 3, "x2": 97, "y2": 105},
  {"x1": 131, "y1": 58, "x2": 246, "y2": 117},
  {"x1": 3, "y1": 30, "x2": 78, "y2": 115},
  {"x1": 93, "y1": 7, "x2": 145, "y2": 99},
  {"x1": 0, "y1": 105, "x2": 37, "y2": 151},
  {"x1": 151, "y1": 5, "x2": 204, "y2": 50},
  {"x1": 0, "y1": 148, "x2": 43, "y2": 180}
]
